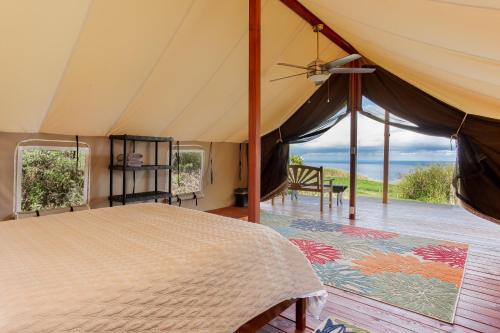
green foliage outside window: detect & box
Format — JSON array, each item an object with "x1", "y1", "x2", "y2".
[
  {"x1": 20, "y1": 149, "x2": 87, "y2": 212},
  {"x1": 290, "y1": 154, "x2": 304, "y2": 165},
  {"x1": 172, "y1": 151, "x2": 203, "y2": 195},
  {"x1": 398, "y1": 164, "x2": 455, "y2": 204}
]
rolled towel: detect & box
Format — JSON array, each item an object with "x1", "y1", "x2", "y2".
[
  {"x1": 128, "y1": 153, "x2": 143, "y2": 160},
  {"x1": 116, "y1": 153, "x2": 144, "y2": 167},
  {"x1": 117, "y1": 153, "x2": 144, "y2": 162}
]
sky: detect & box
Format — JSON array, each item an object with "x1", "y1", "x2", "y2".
[{"x1": 292, "y1": 99, "x2": 457, "y2": 163}]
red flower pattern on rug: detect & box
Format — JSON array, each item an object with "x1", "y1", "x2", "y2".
[
  {"x1": 413, "y1": 245, "x2": 468, "y2": 268},
  {"x1": 339, "y1": 225, "x2": 398, "y2": 239},
  {"x1": 289, "y1": 239, "x2": 341, "y2": 264}
]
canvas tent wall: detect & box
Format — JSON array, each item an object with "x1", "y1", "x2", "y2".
[{"x1": 0, "y1": 133, "x2": 244, "y2": 220}]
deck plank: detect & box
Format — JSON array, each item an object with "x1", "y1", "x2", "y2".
[
  {"x1": 465, "y1": 264, "x2": 500, "y2": 276},
  {"x1": 455, "y1": 308, "x2": 500, "y2": 328},
  {"x1": 458, "y1": 294, "x2": 500, "y2": 311},
  {"x1": 268, "y1": 315, "x2": 313, "y2": 333},
  {"x1": 461, "y1": 288, "x2": 500, "y2": 304},
  {"x1": 462, "y1": 282, "x2": 500, "y2": 298},
  {"x1": 257, "y1": 324, "x2": 286, "y2": 333},
  {"x1": 462, "y1": 278, "x2": 498, "y2": 291},
  {"x1": 453, "y1": 316, "x2": 500, "y2": 333},
  {"x1": 457, "y1": 301, "x2": 500, "y2": 324}
]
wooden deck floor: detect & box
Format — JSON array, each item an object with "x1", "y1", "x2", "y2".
[{"x1": 258, "y1": 196, "x2": 500, "y2": 333}]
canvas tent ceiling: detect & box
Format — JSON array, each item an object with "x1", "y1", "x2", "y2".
[
  {"x1": 300, "y1": 0, "x2": 500, "y2": 120},
  {"x1": 1, "y1": 0, "x2": 499, "y2": 142},
  {"x1": 0, "y1": 0, "x2": 345, "y2": 142}
]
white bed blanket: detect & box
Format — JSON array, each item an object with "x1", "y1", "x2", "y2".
[{"x1": 0, "y1": 204, "x2": 326, "y2": 332}]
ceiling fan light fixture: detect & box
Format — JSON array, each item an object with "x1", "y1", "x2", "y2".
[
  {"x1": 308, "y1": 73, "x2": 329, "y2": 85},
  {"x1": 307, "y1": 59, "x2": 329, "y2": 85}
]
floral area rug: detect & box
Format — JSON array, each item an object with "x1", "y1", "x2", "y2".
[
  {"x1": 315, "y1": 316, "x2": 370, "y2": 333},
  {"x1": 261, "y1": 211, "x2": 469, "y2": 323}
]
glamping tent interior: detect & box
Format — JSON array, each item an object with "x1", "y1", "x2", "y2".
[{"x1": 1, "y1": 0, "x2": 499, "y2": 332}]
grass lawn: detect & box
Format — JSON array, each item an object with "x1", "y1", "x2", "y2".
[
  {"x1": 303, "y1": 167, "x2": 401, "y2": 199},
  {"x1": 330, "y1": 175, "x2": 399, "y2": 198}
]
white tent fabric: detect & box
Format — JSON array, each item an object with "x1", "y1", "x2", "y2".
[{"x1": 0, "y1": 0, "x2": 498, "y2": 142}]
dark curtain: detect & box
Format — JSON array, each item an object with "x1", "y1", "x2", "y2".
[
  {"x1": 362, "y1": 66, "x2": 500, "y2": 222},
  {"x1": 260, "y1": 74, "x2": 349, "y2": 200}
]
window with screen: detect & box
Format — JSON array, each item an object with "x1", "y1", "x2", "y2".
[
  {"x1": 16, "y1": 145, "x2": 90, "y2": 213},
  {"x1": 171, "y1": 149, "x2": 204, "y2": 197}
]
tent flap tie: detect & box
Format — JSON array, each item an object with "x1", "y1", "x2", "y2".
[{"x1": 450, "y1": 113, "x2": 468, "y2": 150}]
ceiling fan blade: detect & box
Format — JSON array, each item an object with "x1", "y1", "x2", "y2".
[
  {"x1": 328, "y1": 67, "x2": 376, "y2": 74},
  {"x1": 277, "y1": 62, "x2": 308, "y2": 70},
  {"x1": 323, "y1": 54, "x2": 362, "y2": 70},
  {"x1": 269, "y1": 72, "x2": 307, "y2": 82}
]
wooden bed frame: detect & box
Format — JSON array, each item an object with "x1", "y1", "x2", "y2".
[{"x1": 236, "y1": 298, "x2": 306, "y2": 332}]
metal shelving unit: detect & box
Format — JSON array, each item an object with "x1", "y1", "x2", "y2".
[{"x1": 109, "y1": 135, "x2": 173, "y2": 206}]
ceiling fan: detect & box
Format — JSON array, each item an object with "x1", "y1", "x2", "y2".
[{"x1": 271, "y1": 24, "x2": 375, "y2": 85}]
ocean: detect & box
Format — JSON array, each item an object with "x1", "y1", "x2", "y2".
[{"x1": 303, "y1": 160, "x2": 455, "y2": 183}]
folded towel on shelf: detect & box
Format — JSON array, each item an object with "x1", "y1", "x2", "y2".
[
  {"x1": 117, "y1": 153, "x2": 143, "y2": 161},
  {"x1": 117, "y1": 153, "x2": 144, "y2": 167},
  {"x1": 126, "y1": 162, "x2": 143, "y2": 167}
]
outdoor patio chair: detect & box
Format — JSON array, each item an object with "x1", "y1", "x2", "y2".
[
  {"x1": 272, "y1": 165, "x2": 325, "y2": 211},
  {"x1": 271, "y1": 166, "x2": 349, "y2": 210}
]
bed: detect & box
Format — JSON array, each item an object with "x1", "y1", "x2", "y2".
[{"x1": 0, "y1": 203, "x2": 326, "y2": 332}]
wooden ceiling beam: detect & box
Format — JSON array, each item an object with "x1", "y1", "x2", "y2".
[{"x1": 279, "y1": 0, "x2": 357, "y2": 55}]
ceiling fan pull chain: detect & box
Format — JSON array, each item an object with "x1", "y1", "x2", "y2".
[
  {"x1": 209, "y1": 142, "x2": 214, "y2": 185},
  {"x1": 327, "y1": 78, "x2": 331, "y2": 103},
  {"x1": 316, "y1": 26, "x2": 319, "y2": 59}
]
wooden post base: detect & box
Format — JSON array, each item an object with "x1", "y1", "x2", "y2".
[{"x1": 296, "y1": 298, "x2": 306, "y2": 331}]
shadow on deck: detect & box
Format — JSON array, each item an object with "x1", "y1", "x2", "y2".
[{"x1": 259, "y1": 195, "x2": 500, "y2": 333}]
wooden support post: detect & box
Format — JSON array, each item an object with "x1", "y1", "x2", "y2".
[
  {"x1": 296, "y1": 298, "x2": 306, "y2": 331},
  {"x1": 319, "y1": 166, "x2": 324, "y2": 212},
  {"x1": 348, "y1": 60, "x2": 361, "y2": 220},
  {"x1": 383, "y1": 110, "x2": 390, "y2": 204},
  {"x1": 248, "y1": 0, "x2": 261, "y2": 223}
]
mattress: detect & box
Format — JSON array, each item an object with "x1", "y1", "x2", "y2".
[{"x1": 0, "y1": 203, "x2": 326, "y2": 332}]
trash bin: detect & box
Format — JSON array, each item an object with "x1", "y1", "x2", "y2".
[{"x1": 234, "y1": 188, "x2": 248, "y2": 207}]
